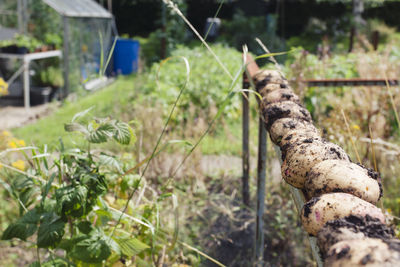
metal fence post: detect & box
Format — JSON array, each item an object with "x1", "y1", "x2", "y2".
[
  {"x1": 243, "y1": 54, "x2": 266, "y2": 265},
  {"x1": 62, "y1": 16, "x2": 70, "y2": 99},
  {"x1": 242, "y1": 72, "x2": 250, "y2": 207},
  {"x1": 255, "y1": 114, "x2": 267, "y2": 266}
]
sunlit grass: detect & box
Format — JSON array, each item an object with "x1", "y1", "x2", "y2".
[{"x1": 13, "y1": 76, "x2": 138, "y2": 148}]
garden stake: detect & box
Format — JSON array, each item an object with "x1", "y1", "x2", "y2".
[
  {"x1": 242, "y1": 71, "x2": 250, "y2": 207},
  {"x1": 255, "y1": 114, "x2": 267, "y2": 266},
  {"x1": 243, "y1": 54, "x2": 266, "y2": 265}
]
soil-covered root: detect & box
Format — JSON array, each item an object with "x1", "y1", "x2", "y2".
[
  {"x1": 324, "y1": 238, "x2": 400, "y2": 267},
  {"x1": 263, "y1": 101, "x2": 312, "y2": 130},
  {"x1": 261, "y1": 89, "x2": 300, "y2": 107},
  {"x1": 254, "y1": 69, "x2": 289, "y2": 88},
  {"x1": 280, "y1": 133, "x2": 324, "y2": 161},
  {"x1": 258, "y1": 83, "x2": 288, "y2": 96},
  {"x1": 281, "y1": 141, "x2": 350, "y2": 188},
  {"x1": 317, "y1": 215, "x2": 395, "y2": 257},
  {"x1": 269, "y1": 118, "x2": 320, "y2": 145},
  {"x1": 305, "y1": 160, "x2": 382, "y2": 204},
  {"x1": 301, "y1": 193, "x2": 385, "y2": 236}
]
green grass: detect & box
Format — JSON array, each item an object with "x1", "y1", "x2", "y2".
[
  {"x1": 13, "y1": 75, "x2": 140, "y2": 149},
  {"x1": 200, "y1": 117, "x2": 259, "y2": 156},
  {"x1": 13, "y1": 73, "x2": 251, "y2": 156}
]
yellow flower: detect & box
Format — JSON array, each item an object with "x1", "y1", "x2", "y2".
[
  {"x1": 12, "y1": 160, "x2": 25, "y2": 171},
  {"x1": 18, "y1": 139, "x2": 26, "y2": 147},
  {"x1": 2, "y1": 131, "x2": 11, "y2": 137},
  {"x1": 7, "y1": 139, "x2": 25, "y2": 148},
  {"x1": 0, "y1": 78, "x2": 8, "y2": 96},
  {"x1": 387, "y1": 208, "x2": 392, "y2": 214},
  {"x1": 7, "y1": 140, "x2": 17, "y2": 148},
  {"x1": 352, "y1": 124, "x2": 360, "y2": 131}
]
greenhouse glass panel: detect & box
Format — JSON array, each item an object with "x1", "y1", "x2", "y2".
[
  {"x1": 0, "y1": 0, "x2": 114, "y2": 96},
  {"x1": 42, "y1": 0, "x2": 112, "y2": 18}
]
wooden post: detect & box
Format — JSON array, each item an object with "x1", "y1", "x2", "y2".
[
  {"x1": 372, "y1": 30, "x2": 379, "y2": 51},
  {"x1": 349, "y1": 27, "x2": 355, "y2": 53},
  {"x1": 242, "y1": 72, "x2": 250, "y2": 207}
]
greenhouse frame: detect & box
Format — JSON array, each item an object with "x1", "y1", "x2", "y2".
[{"x1": 0, "y1": 0, "x2": 116, "y2": 100}]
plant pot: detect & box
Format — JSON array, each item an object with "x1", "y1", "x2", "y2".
[
  {"x1": 16, "y1": 46, "x2": 29, "y2": 54},
  {"x1": 0, "y1": 58, "x2": 16, "y2": 74},
  {"x1": 41, "y1": 45, "x2": 50, "y2": 52},
  {"x1": 1, "y1": 45, "x2": 18, "y2": 54},
  {"x1": 0, "y1": 95, "x2": 24, "y2": 107},
  {"x1": 50, "y1": 87, "x2": 61, "y2": 101},
  {"x1": 7, "y1": 81, "x2": 23, "y2": 97},
  {"x1": 30, "y1": 86, "x2": 51, "y2": 106}
]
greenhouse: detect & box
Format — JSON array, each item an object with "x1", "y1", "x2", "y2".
[{"x1": 0, "y1": 0, "x2": 115, "y2": 107}]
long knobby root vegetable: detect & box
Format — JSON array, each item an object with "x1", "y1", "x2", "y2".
[
  {"x1": 317, "y1": 215, "x2": 395, "y2": 257},
  {"x1": 280, "y1": 134, "x2": 323, "y2": 160},
  {"x1": 305, "y1": 160, "x2": 382, "y2": 204},
  {"x1": 259, "y1": 84, "x2": 289, "y2": 98},
  {"x1": 301, "y1": 193, "x2": 385, "y2": 236},
  {"x1": 254, "y1": 69, "x2": 398, "y2": 265},
  {"x1": 269, "y1": 117, "x2": 320, "y2": 145},
  {"x1": 262, "y1": 101, "x2": 312, "y2": 130},
  {"x1": 262, "y1": 89, "x2": 300, "y2": 106},
  {"x1": 254, "y1": 70, "x2": 289, "y2": 90},
  {"x1": 258, "y1": 83, "x2": 286, "y2": 96},
  {"x1": 324, "y1": 238, "x2": 400, "y2": 267},
  {"x1": 281, "y1": 140, "x2": 349, "y2": 188}
]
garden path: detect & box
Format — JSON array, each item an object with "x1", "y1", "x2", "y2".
[{"x1": 0, "y1": 103, "x2": 56, "y2": 129}]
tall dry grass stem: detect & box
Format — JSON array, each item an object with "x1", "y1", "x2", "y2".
[
  {"x1": 203, "y1": 0, "x2": 225, "y2": 41},
  {"x1": 162, "y1": 0, "x2": 233, "y2": 79},
  {"x1": 341, "y1": 109, "x2": 362, "y2": 164},
  {"x1": 368, "y1": 125, "x2": 378, "y2": 172},
  {"x1": 110, "y1": 56, "x2": 190, "y2": 239},
  {"x1": 383, "y1": 74, "x2": 400, "y2": 134},
  {"x1": 180, "y1": 242, "x2": 226, "y2": 267}
]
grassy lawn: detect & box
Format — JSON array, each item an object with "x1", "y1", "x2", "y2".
[{"x1": 13, "y1": 76, "x2": 139, "y2": 149}]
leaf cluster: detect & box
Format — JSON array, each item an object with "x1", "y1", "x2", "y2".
[
  {"x1": 0, "y1": 113, "x2": 151, "y2": 266},
  {"x1": 142, "y1": 44, "x2": 243, "y2": 125}
]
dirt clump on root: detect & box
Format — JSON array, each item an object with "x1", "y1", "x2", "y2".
[
  {"x1": 263, "y1": 101, "x2": 312, "y2": 130},
  {"x1": 317, "y1": 215, "x2": 395, "y2": 257},
  {"x1": 280, "y1": 136, "x2": 323, "y2": 161},
  {"x1": 360, "y1": 164, "x2": 383, "y2": 199},
  {"x1": 302, "y1": 196, "x2": 321, "y2": 218}
]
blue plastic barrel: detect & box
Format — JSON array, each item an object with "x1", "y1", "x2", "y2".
[{"x1": 113, "y1": 39, "x2": 140, "y2": 75}]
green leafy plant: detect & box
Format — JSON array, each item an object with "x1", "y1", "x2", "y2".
[
  {"x1": 0, "y1": 111, "x2": 151, "y2": 266},
  {"x1": 0, "y1": 34, "x2": 44, "y2": 52},
  {"x1": 143, "y1": 44, "x2": 243, "y2": 125},
  {"x1": 37, "y1": 66, "x2": 64, "y2": 88},
  {"x1": 44, "y1": 33, "x2": 63, "y2": 49}
]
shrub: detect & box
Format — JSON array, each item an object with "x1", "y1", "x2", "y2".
[{"x1": 142, "y1": 44, "x2": 243, "y2": 125}]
